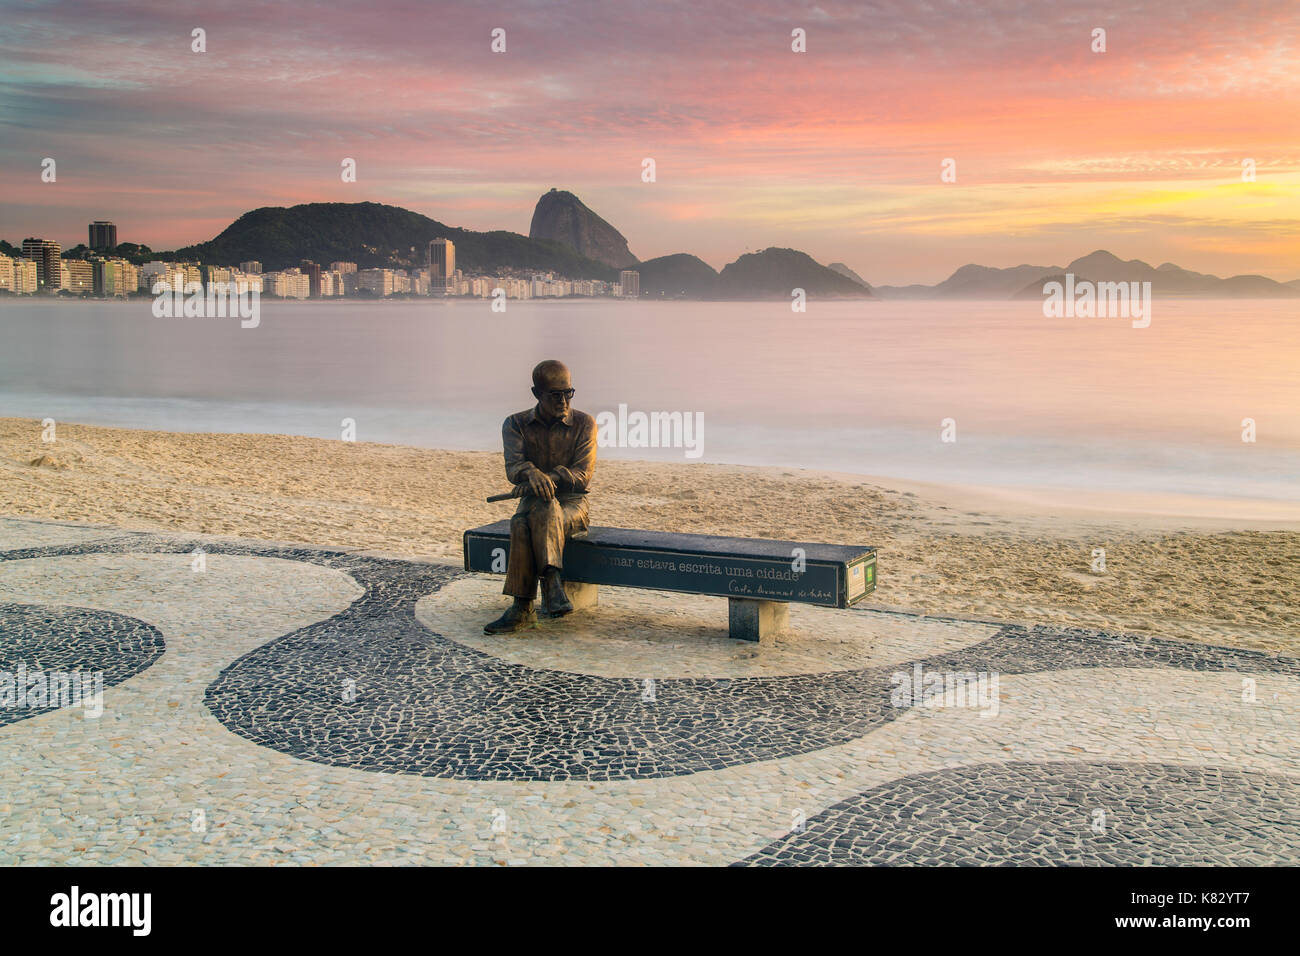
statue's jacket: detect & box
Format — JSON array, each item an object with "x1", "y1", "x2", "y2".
[{"x1": 502, "y1": 405, "x2": 597, "y2": 508}]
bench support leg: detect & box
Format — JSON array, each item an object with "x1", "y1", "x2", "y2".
[
  {"x1": 728, "y1": 598, "x2": 789, "y2": 642},
  {"x1": 563, "y1": 581, "x2": 599, "y2": 612}
]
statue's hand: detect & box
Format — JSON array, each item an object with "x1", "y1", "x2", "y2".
[{"x1": 526, "y1": 470, "x2": 556, "y2": 500}]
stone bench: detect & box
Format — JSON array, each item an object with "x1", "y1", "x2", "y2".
[{"x1": 463, "y1": 521, "x2": 877, "y2": 641}]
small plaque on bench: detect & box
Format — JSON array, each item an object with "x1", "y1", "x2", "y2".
[{"x1": 464, "y1": 522, "x2": 876, "y2": 610}]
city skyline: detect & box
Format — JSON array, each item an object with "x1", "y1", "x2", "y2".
[
  {"x1": 1, "y1": 1, "x2": 1296, "y2": 285},
  {"x1": 0, "y1": 226, "x2": 634, "y2": 299},
  {"x1": 6, "y1": 191, "x2": 1300, "y2": 291}
]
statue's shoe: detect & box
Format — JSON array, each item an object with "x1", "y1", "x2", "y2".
[
  {"x1": 483, "y1": 603, "x2": 537, "y2": 634},
  {"x1": 541, "y1": 572, "x2": 574, "y2": 618}
]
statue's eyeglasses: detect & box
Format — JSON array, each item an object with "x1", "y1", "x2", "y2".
[{"x1": 546, "y1": 388, "x2": 576, "y2": 400}]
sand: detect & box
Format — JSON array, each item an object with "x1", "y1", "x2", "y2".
[{"x1": 1, "y1": 417, "x2": 1296, "y2": 655}]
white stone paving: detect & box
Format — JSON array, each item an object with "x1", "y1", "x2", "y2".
[
  {"x1": 0, "y1": 525, "x2": 1295, "y2": 865},
  {"x1": 418, "y1": 575, "x2": 999, "y2": 678}
]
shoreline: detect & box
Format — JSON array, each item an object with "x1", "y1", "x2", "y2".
[
  {"x1": 800, "y1": 470, "x2": 1300, "y2": 529},
  {"x1": 5, "y1": 415, "x2": 1296, "y2": 528},
  {"x1": 2, "y1": 417, "x2": 1296, "y2": 654}
]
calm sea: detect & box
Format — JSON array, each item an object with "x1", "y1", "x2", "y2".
[{"x1": 1, "y1": 297, "x2": 1296, "y2": 508}]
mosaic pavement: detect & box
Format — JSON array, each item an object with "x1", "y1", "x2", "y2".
[{"x1": 0, "y1": 516, "x2": 1296, "y2": 865}]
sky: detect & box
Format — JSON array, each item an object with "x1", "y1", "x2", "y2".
[{"x1": 1, "y1": 0, "x2": 1297, "y2": 285}]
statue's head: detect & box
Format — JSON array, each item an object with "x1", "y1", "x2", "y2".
[{"x1": 531, "y1": 359, "x2": 574, "y2": 420}]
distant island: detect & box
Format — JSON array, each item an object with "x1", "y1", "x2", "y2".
[
  {"x1": 909, "y1": 250, "x2": 1299, "y2": 300},
  {"x1": 3, "y1": 188, "x2": 1296, "y2": 300}
]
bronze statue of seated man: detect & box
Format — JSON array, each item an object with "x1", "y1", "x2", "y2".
[{"x1": 484, "y1": 359, "x2": 596, "y2": 635}]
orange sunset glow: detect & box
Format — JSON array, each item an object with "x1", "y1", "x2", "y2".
[{"x1": 1, "y1": 0, "x2": 1297, "y2": 284}]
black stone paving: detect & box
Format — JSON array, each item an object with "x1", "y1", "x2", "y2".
[
  {"x1": 736, "y1": 761, "x2": 1300, "y2": 865},
  {"x1": 0, "y1": 602, "x2": 165, "y2": 726},
  {"x1": 2, "y1": 535, "x2": 1295, "y2": 783}
]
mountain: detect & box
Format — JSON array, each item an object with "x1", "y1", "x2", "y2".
[
  {"x1": 1067, "y1": 250, "x2": 1156, "y2": 283},
  {"x1": 528, "y1": 189, "x2": 638, "y2": 269},
  {"x1": 36, "y1": 194, "x2": 1292, "y2": 299},
  {"x1": 937, "y1": 263, "x2": 1064, "y2": 298},
  {"x1": 875, "y1": 262, "x2": 1062, "y2": 299},
  {"x1": 1014, "y1": 267, "x2": 1300, "y2": 300},
  {"x1": 827, "y1": 262, "x2": 872, "y2": 290},
  {"x1": 172, "y1": 201, "x2": 617, "y2": 278},
  {"x1": 1209, "y1": 274, "x2": 1299, "y2": 297},
  {"x1": 636, "y1": 253, "x2": 719, "y2": 298},
  {"x1": 880, "y1": 250, "x2": 1298, "y2": 299},
  {"x1": 718, "y1": 248, "x2": 872, "y2": 298},
  {"x1": 867, "y1": 282, "x2": 941, "y2": 300},
  {"x1": 1012, "y1": 274, "x2": 1071, "y2": 300},
  {"x1": 1065, "y1": 250, "x2": 1297, "y2": 297}
]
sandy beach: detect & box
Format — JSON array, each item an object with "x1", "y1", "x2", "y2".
[{"x1": 1, "y1": 416, "x2": 1295, "y2": 654}]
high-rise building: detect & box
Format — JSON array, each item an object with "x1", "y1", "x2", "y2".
[
  {"x1": 140, "y1": 261, "x2": 185, "y2": 294},
  {"x1": 113, "y1": 260, "x2": 138, "y2": 297},
  {"x1": 65, "y1": 260, "x2": 94, "y2": 294},
  {"x1": 262, "y1": 269, "x2": 310, "y2": 299},
  {"x1": 239, "y1": 261, "x2": 262, "y2": 275},
  {"x1": 329, "y1": 261, "x2": 357, "y2": 274},
  {"x1": 620, "y1": 270, "x2": 640, "y2": 298},
  {"x1": 357, "y1": 268, "x2": 397, "y2": 297},
  {"x1": 121, "y1": 261, "x2": 139, "y2": 295},
  {"x1": 300, "y1": 260, "x2": 322, "y2": 298},
  {"x1": 88, "y1": 221, "x2": 117, "y2": 251},
  {"x1": 428, "y1": 239, "x2": 455, "y2": 295},
  {"x1": 94, "y1": 258, "x2": 137, "y2": 297},
  {"x1": 0, "y1": 255, "x2": 35, "y2": 294},
  {"x1": 21, "y1": 239, "x2": 62, "y2": 292},
  {"x1": 228, "y1": 269, "x2": 262, "y2": 295},
  {"x1": 12, "y1": 258, "x2": 38, "y2": 294}
]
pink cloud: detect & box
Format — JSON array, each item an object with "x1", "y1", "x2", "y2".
[{"x1": 1, "y1": 0, "x2": 1296, "y2": 280}]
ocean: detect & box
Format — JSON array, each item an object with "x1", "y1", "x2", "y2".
[{"x1": 1, "y1": 297, "x2": 1296, "y2": 509}]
